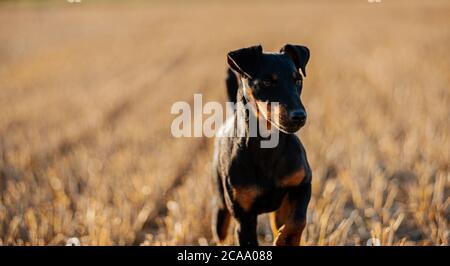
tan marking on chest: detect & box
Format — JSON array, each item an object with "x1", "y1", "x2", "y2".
[
  {"x1": 232, "y1": 187, "x2": 260, "y2": 212},
  {"x1": 280, "y1": 167, "x2": 306, "y2": 187}
]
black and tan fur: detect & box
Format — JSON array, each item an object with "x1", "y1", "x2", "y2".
[{"x1": 212, "y1": 44, "x2": 312, "y2": 246}]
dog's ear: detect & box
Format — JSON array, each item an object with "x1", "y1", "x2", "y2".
[
  {"x1": 280, "y1": 44, "x2": 310, "y2": 77},
  {"x1": 227, "y1": 45, "x2": 262, "y2": 79}
]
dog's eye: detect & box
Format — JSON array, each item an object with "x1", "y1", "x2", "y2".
[{"x1": 295, "y1": 79, "x2": 302, "y2": 86}]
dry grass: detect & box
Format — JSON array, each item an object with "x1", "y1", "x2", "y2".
[{"x1": 0, "y1": 0, "x2": 448, "y2": 246}]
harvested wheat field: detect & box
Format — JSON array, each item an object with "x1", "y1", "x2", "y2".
[{"x1": 0, "y1": 0, "x2": 448, "y2": 246}]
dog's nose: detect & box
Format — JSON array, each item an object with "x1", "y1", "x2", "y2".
[{"x1": 289, "y1": 110, "x2": 307, "y2": 125}]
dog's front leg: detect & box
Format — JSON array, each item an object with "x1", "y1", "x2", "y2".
[
  {"x1": 235, "y1": 215, "x2": 258, "y2": 246},
  {"x1": 274, "y1": 182, "x2": 311, "y2": 246}
]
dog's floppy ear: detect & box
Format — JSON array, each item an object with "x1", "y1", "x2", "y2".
[
  {"x1": 227, "y1": 45, "x2": 262, "y2": 79},
  {"x1": 280, "y1": 44, "x2": 310, "y2": 77}
]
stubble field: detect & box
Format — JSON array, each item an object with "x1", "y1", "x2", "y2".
[{"x1": 0, "y1": 0, "x2": 448, "y2": 245}]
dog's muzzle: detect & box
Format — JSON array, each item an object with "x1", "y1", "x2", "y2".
[{"x1": 289, "y1": 110, "x2": 307, "y2": 127}]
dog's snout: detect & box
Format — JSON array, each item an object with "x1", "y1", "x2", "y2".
[{"x1": 289, "y1": 110, "x2": 307, "y2": 125}]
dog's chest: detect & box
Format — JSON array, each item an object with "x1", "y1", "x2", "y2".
[
  {"x1": 254, "y1": 151, "x2": 307, "y2": 188},
  {"x1": 223, "y1": 123, "x2": 308, "y2": 214},
  {"x1": 231, "y1": 166, "x2": 306, "y2": 214},
  {"x1": 274, "y1": 167, "x2": 306, "y2": 187}
]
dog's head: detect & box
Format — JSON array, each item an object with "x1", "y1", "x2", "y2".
[{"x1": 227, "y1": 44, "x2": 310, "y2": 134}]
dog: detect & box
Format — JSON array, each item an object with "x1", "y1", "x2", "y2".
[{"x1": 212, "y1": 44, "x2": 312, "y2": 246}]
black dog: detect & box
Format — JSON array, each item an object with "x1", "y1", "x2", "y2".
[{"x1": 212, "y1": 44, "x2": 312, "y2": 246}]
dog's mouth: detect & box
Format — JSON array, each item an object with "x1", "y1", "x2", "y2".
[{"x1": 254, "y1": 101, "x2": 303, "y2": 134}]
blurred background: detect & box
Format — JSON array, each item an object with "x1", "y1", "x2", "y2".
[{"x1": 0, "y1": 0, "x2": 448, "y2": 245}]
